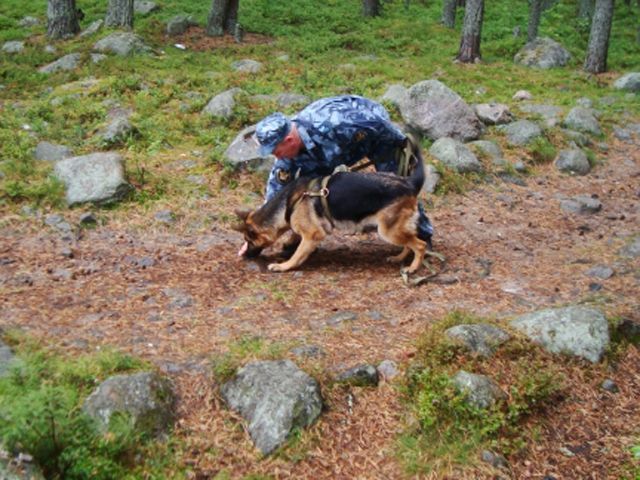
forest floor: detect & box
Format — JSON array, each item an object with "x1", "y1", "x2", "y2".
[{"x1": 1, "y1": 136, "x2": 639, "y2": 479}]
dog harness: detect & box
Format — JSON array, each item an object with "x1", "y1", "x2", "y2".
[{"x1": 286, "y1": 175, "x2": 335, "y2": 227}]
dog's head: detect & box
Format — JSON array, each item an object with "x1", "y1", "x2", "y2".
[{"x1": 233, "y1": 209, "x2": 276, "y2": 258}]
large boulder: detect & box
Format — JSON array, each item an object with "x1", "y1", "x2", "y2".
[
  {"x1": 82, "y1": 372, "x2": 175, "y2": 436},
  {"x1": 498, "y1": 120, "x2": 543, "y2": 146},
  {"x1": 452, "y1": 371, "x2": 506, "y2": 409},
  {"x1": 514, "y1": 37, "x2": 571, "y2": 69},
  {"x1": 613, "y1": 73, "x2": 640, "y2": 92},
  {"x1": 224, "y1": 124, "x2": 275, "y2": 172},
  {"x1": 445, "y1": 324, "x2": 511, "y2": 357},
  {"x1": 2, "y1": 41, "x2": 25, "y2": 53},
  {"x1": 563, "y1": 107, "x2": 601, "y2": 136},
  {"x1": 510, "y1": 306, "x2": 610, "y2": 363},
  {"x1": 134, "y1": 0, "x2": 159, "y2": 15},
  {"x1": 166, "y1": 15, "x2": 197, "y2": 36},
  {"x1": 400, "y1": 80, "x2": 483, "y2": 142},
  {"x1": 34, "y1": 141, "x2": 73, "y2": 162},
  {"x1": 202, "y1": 88, "x2": 243, "y2": 119},
  {"x1": 429, "y1": 137, "x2": 483, "y2": 173},
  {"x1": 54, "y1": 152, "x2": 132, "y2": 205},
  {"x1": 380, "y1": 84, "x2": 408, "y2": 110},
  {"x1": 38, "y1": 53, "x2": 82, "y2": 74},
  {"x1": 221, "y1": 360, "x2": 323, "y2": 455},
  {"x1": 93, "y1": 32, "x2": 151, "y2": 56},
  {"x1": 554, "y1": 149, "x2": 591, "y2": 175}
]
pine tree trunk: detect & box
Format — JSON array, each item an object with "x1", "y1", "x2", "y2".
[
  {"x1": 578, "y1": 0, "x2": 595, "y2": 19},
  {"x1": 527, "y1": 0, "x2": 543, "y2": 41},
  {"x1": 47, "y1": 0, "x2": 80, "y2": 39},
  {"x1": 207, "y1": 0, "x2": 239, "y2": 36},
  {"x1": 442, "y1": 0, "x2": 457, "y2": 27},
  {"x1": 584, "y1": 0, "x2": 615, "y2": 73},
  {"x1": 105, "y1": 0, "x2": 134, "y2": 29},
  {"x1": 225, "y1": 0, "x2": 239, "y2": 33},
  {"x1": 363, "y1": 0, "x2": 381, "y2": 17},
  {"x1": 456, "y1": 0, "x2": 484, "y2": 62}
]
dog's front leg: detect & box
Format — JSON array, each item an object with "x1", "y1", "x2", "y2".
[{"x1": 268, "y1": 237, "x2": 318, "y2": 272}]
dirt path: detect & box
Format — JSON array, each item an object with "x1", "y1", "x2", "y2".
[{"x1": 1, "y1": 138, "x2": 639, "y2": 479}]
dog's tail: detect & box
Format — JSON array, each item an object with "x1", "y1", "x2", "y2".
[{"x1": 407, "y1": 139, "x2": 425, "y2": 196}]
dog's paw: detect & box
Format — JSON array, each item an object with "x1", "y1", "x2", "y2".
[
  {"x1": 401, "y1": 266, "x2": 419, "y2": 275},
  {"x1": 268, "y1": 263, "x2": 287, "y2": 272}
]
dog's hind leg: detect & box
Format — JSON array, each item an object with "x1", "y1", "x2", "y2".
[
  {"x1": 404, "y1": 237, "x2": 427, "y2": 273},
  {"x1": 386, "y1": 247, "x2": 411, "y2": 264},
  {"x1": 268, "y1": 236, "x2": 320, "y2": 272}
]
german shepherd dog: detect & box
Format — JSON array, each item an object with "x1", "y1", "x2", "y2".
[{"x1": 235, "y1": 152, "x2": 427, "y2": 273}]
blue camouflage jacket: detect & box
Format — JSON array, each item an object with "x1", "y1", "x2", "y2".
[{"x1": 265, "y1": 95, "x2": 407, "y2": 200}]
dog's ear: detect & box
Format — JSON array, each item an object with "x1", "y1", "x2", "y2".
[
  {"x1": 235, "y1": 208, "x2": 251, "y2": 222},
  {"x1": 230, "y1": 222, "x2": 246, "y2": 233}
]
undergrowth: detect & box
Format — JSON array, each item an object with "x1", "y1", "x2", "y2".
[
  {"x1": 398, "y1": 310, "x2": 566, "y2": 476},
  {"x1": 0, "y1": 332, "x2": 182, "y2": 479}
]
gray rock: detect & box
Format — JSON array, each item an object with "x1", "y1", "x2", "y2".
[
  {"x1": 79, "y1": 20, "x2": 103, "y2": 38},
  {"x1": 202, "y1": 88, "x2": 243, "y2": 119},
  {"x1": 469, "y1": 140, "x2": 504, "y2": 166},
  {"x1": 90, "y1": 53, "x2": 108, "y2": 64},
  {"x1": 276, "y1": 93, "x2": 310, "y2": 107},
  {"x1": 0, "y1": 339, "x2": 20, "y2": 378},
  {"x1": 613, "y1": 72, "x2": 640, "y2": 92},
  {"x1": 563, "y1": 107, "x2": 601, "y2": 136},
  {"x1": 498, "y1": 120, "x2": 543, "y2": 146},
  {"x1": 93, "y1": 32, "x2": 151, "y2": 56},
  {"x1": 54, "y1": 152, "x2": 132, "y2": 205},
  {"x1": 44, "y1": 214, "x2": 72, "y2": 234},
  {"x1": 162, "y1": 287, "x2": 193, "y2": 308},
  {"x1": 82, "y1": 372, "x2": 175, "y2": 436},
  {"x1": 400, "y1": 80, "x2": 483, "y2": 141},
  {"x1": 601, "y1": 379, "x2": 619, "y2": 393},
  {"x1": 38, "y1": 53, "x2": 81, "y2": 74},
  {"x1": 335, "y1": 364, "x2": 379, "y2": 387},
  {"x1": 34, "y1": 141, "x2": 73, "y2": 162},
  {"x1": 224, "y1": 124, "x2": 275, "y2": 172},
  {"x1": 422, "y1": 164, "x2": 440, "y2": 194},
  {"x1": 100, "y1": 116, "x2": 134, "y2": 146},
  {"x1": 19, "y1": 16, "x2": 40, "y2": 27},
  {"x1": 512, "y1": 90, "x2": 533, "y2": 101},
  {"x1": 221, "y1": 360, "x2": 323, "y2": 455},
  {"x1": 481, "y1": 450, "x2": 509, "y2": 469},
  {"x1": 518, "y1": 103, "x2": 563, "y2": 127},
  {"x1": 429, "y1": 137, "x2": 483, "y2": 173},
  {"x1": 452, "y1": 370, "x2": 506, "y2": 409},
  {"x1": 510, "y1": 306, "x2": 610, "y2": 363},
  {"x1": 554, "y1": 149, "x2": 591, "y2": 175},
  {"x1": 473, "y1": 103, "x2": 514, "y2": 125},
  {"x1": 514, "y1": 37, "x2": 571, "y2": 69},
  {"x1": 166, "y1": 15, "x2": 197, "y2": 35},
  {"x1": 155, "y1": 210, "x2": 175, "y2": 224},
  {"x1": 585, "y1": 265, "x2": 614, "y2": 279},
  {"x1": 327, "y1": 311, "x2": 358, "y2": 326},
  {"x1": 618, "y1": 236, "x2": 640, "y2": 258},
  {"x1": 134, "y1": 0, "x2": 159, "y2": 15},
  {"x1": 291, "y1": 344, "x2": 325, "y2": 358},
  {"x1": 44, "y1": 44, "x2": 57, "y2": 54},
  {"x1": 231, "y1": 59, "x2": 263, "y2": 73},
  {"x1": 560, "y1": 195, "x2": 602, "y2": 214},
  {"x1": 576, "y1": 97, "x2": 593, "y2": 108},
  {"x1": 2, "y1": 41, "x2": 25, "y2": 53},
  {"x1": 562, "y1": 129, "x2": 591, "y2": 147},
  {"x1": 380, "y1": 84, "x2": 408, "y2": 110},
  {"x1": 377, "y1": 360, "x2": 399, "y2": 380},
  {"x1": 616, "y1": 318, "x2": 640, "y2": 344},
  {"x1": 79, "y1": 212, "x2": 97, "y2": 225},
  {"x1": 445, "y1": 324, "x2": 511, "y2": 357}
]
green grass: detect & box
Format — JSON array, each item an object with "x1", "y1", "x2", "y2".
[
  {"x1": 0, "y1": 0, "x2": 639, "y2": 207},
  {"x1": 0, "y1": 332, "x2": 185, "y2": 479}
]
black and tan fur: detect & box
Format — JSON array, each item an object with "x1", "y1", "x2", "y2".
[{"x1": 235, "y1": 155, "x2": 427, "y2": 273}]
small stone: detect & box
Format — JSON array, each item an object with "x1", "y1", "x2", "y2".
[
  {"x1": 601, "y1": 379, "x2": 619, "y2": 393},
  {"x1": 481, "y1": 450, "x2": 509, "y2": 469},
  {"x1": 327, "y1": 311, "x2": 357, "y2": 326},
  {"x1": 291, "y1": 344, "x2": 325, "y2": 358},
  {"x1": 585, "y1": 265, "x2": 613, "y2": 279},
  {"x1": 589, "y1": 282, "x2": 603, "y2": 292},
  {"x1": 335, "y1": 364, "x2": 379, "y2": 387},
  {"x1": 79, "y1": 212, "x2": 97, "y2": 225},
  {"x1": 377, "y1": 360, "x2": 399, "y2": 380},
  {"x1": 513, "y1": 90, "x2": 533, "y2": 101},
  {"x1": 155, "y1": 210, "x2": 175, "y2": 224}
]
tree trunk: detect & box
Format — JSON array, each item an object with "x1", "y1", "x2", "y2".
[
  {"x1": 47, "y1": 0, "x2": 80, "y2": 39},
  {"x1": 578, "y1": 0, "x2": 595, "y2": 19},
  {"x1": 457, "y1": 0, "x2": 465, "y2": 6},
  {"x1": 105, "y1": 0, "x2": 134, "y2": 29},
  {"x1": 584, "y1": 0, "x2": 615, "y2": 73},
  {"x1": 363, "y1": 0, "x2": 381, "y2": 17},
  {"x1": 527, "y1": 0, "x2": 543, "y2": 41},
  {"x1": 442, "y1": 0, "x2": 457, "y2": 27},
  {"x1": 456, "y1": 0, "x2": 484, "y2": 62},
  {"x1": 207, "y1": 0, "x2": 239, "y2": 36}
]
